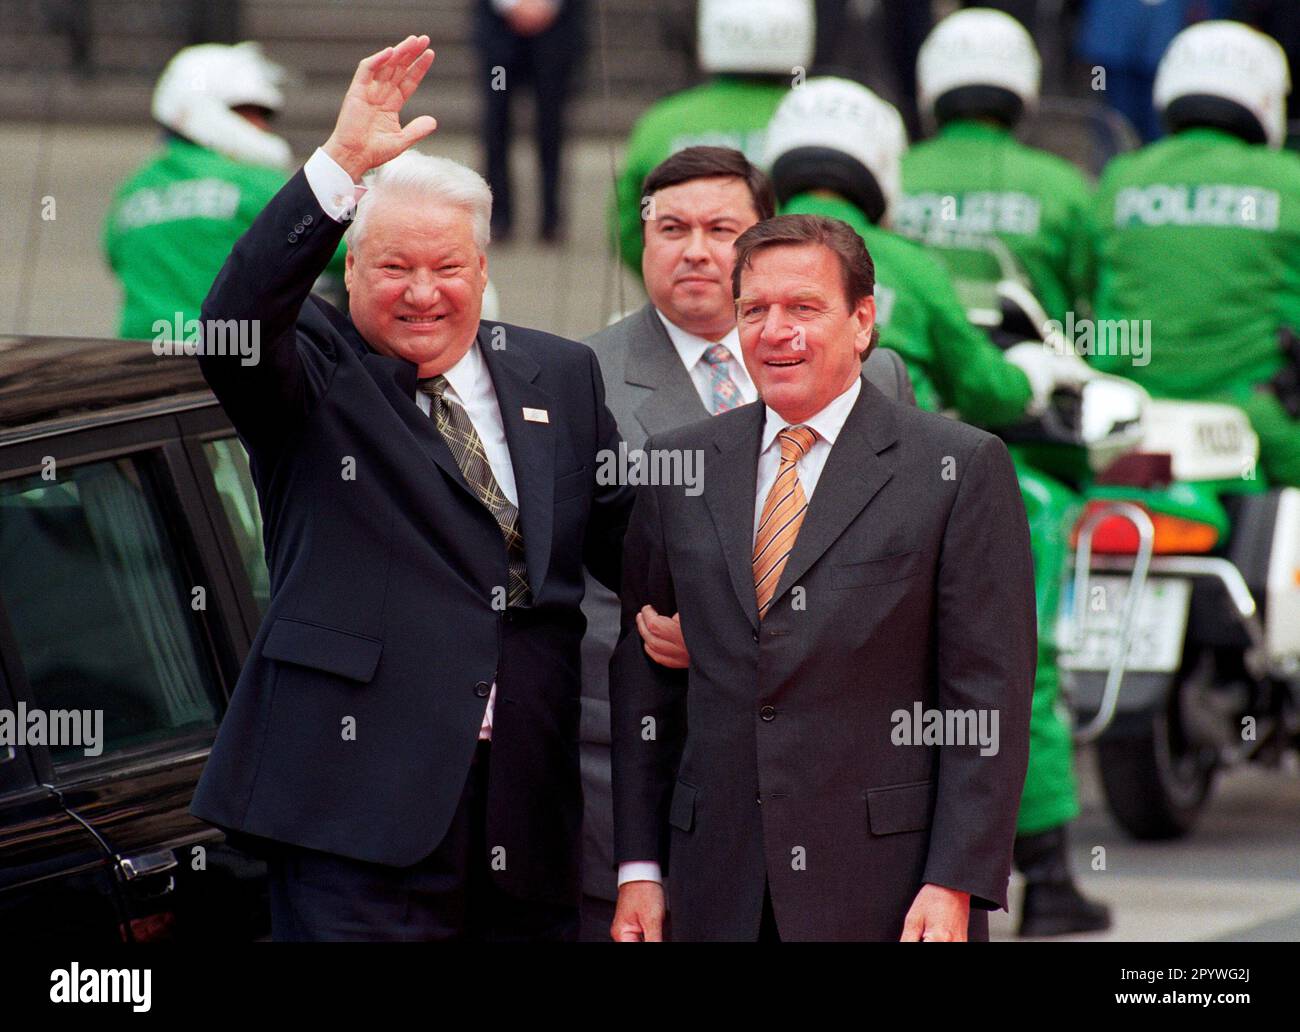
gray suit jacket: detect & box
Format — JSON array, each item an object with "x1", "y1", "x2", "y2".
[
  {"x1": 578, "y1": 303, "x2": 914, "y2": 901},
  {"x1": 610, "y1": 381, "x2": 1036, "y2": 940}
]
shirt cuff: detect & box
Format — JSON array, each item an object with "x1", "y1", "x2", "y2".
[
  {"x1": 304, "y1": 147, "x2": 367, "y2": 224},
  {"x1": 617, "y1": 861, "x2": 663, "y2": 887}
]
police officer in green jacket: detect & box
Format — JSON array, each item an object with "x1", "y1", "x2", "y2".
[
  {"x1": 104, "y1": 43, "x2": 347, "y2": 342},
  {"x1": 764, "y1": 76, "x2": 1112, "y2": 937},
  {"x1": 896, "y1": 8, "x2": 1094, "y2": 328},
  {"x1": 609, "y1": 0, "x2": 813, "y2": 276},
  {"x1": 1092, "y1": 20, "x2": 1300, "y2": 487}
]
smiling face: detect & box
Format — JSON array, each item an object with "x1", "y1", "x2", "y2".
[
  {"x1": 344, "y1": 189, "x2": 488, "y2": 377},
  {"x1": 641, "y1": 176, "x2": 760, "y2": 341},
  {"x1": 735, "y1": 243, "x2": 876, "y2": 424}
]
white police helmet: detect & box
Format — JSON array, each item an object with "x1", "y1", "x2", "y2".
[
  {"x1": 917, "y1": 7, "x2": 1041, "y2": 128},
  {"x1": 697, "y1": 0, "x2": 815, "y2": 76},
  {"x1": 152, "y1": 42, "x2": 293, "y2": 169},
  {"x1": 1154, "y1": 20, "x2": 1291, "y2": 148},
  {"x1": 762, "y1": 76, "x2": 908, "y2": 225}
]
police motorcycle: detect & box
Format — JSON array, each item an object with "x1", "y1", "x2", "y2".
[{"x1": 989, "y1": 284, "x2": 1300, "y2": 840}]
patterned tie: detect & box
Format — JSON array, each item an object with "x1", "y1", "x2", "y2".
[
  {"x1": 418, "y1": 376, "x2": 531, "y2": 607},
  {"x1": 702, "y1": 343, "x2": 743, "y2": 415},
  {"x1": 753, "y1": 425, "x2": 818, "y2": 619}
]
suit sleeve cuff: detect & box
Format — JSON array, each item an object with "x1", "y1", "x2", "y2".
[
  {"x1": 617, "y1": 861, "x2": 663, "y2": 887},
  {"x1": 304, "y1": 147, "x2": 367, "y2": 224}
]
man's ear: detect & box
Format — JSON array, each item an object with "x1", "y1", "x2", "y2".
[
  {"x1": 478, "y1": 247, "x2": 488, "y2": 288},
  {"x1": 344, "y1": 247, "x2": 355, "y2": 294},
  {"x1": 853, "y1": 294, "x2": 877, "y2": 358}
]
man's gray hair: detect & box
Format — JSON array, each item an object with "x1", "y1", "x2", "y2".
[{"x1": 347, "y1": 150, "x2": 493, "y2": 252}]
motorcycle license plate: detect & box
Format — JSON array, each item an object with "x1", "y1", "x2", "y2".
[{"x1": 1058, "y1": 575, "x2": 1192, "y2": 673}]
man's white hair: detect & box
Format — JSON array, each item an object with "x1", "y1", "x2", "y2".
[{"x1": 347, "y1": 150, "x2": 493, "y2": 252}]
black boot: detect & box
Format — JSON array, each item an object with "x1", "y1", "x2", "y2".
[{"x1": 1014, "y1": 826, "x2": 1112, "y2": 937}]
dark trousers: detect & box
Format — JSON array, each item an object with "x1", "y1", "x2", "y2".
[
  {"x1": 759, "y1": 883, "x2": 781, "y2": 943},
  {"x1": 268, "y1": 741, "x2": 578, "y2": 941},
  {"x1": 476, "y1": 17, "x2": 582, "y2": 235},
  {"x1": 579, "y1": 893, "x2": 616, "y2": 943}
]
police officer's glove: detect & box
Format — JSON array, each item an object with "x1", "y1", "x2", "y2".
[{"x1": 1005, "y1": 341, "x2": 1094, "y2": 414}]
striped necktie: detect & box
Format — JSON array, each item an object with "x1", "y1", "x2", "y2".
[
  {"x1": 753, "y1": 425, "x2": 818, "y2": 618},
  {"x1": 418, "y1": 375, "x2": 531, "y2": 608},
  {"x1": 702, "y1": 343, "x2": 743, "y2": 415}
]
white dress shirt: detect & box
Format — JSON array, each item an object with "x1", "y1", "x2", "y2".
[
  {"x1": 305, "y1": 147, "x2": 511, "y2": 741},
  {"x1": 752, "y1": 377, "x2": 861, "y2": 542},
  {"x1": 303, "y1": 147, "x2": 367, "y2": 223},
  {"x1": 617, "y1": 376, "x2": 863, "y2": 889},
  {"x1": 654, "y1": 309, "x2": 758, "y2": 413}
]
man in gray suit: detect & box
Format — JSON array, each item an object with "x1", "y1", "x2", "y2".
[
  {"x1": 609, "y1": 213, "x2": 1035, "y2": 941},
  {"x1": 578, "y1": 149, "x2": 913, "y2": 939}
]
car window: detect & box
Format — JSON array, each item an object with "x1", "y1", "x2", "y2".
[
  {"x1": 202, "y1": 438, "x2": 269, "y2": 616},
  {"x1": 0, "y1": 672, "x2": 32, "y2": 794},
  {"x1": 0, "y1": 455, "x2": 220, "y2": 765}
]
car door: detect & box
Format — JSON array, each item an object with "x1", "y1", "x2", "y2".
[
  {"x1": 0, "y1": 410, "x2": 267, "y2": 941},
  {"x1": 0, "y1": 650, "x2": 127, "y2": 944}
]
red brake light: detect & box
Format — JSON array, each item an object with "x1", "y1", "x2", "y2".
[{"x1": 1072, "y1": 501, "x2": 1219, "y2": 554}]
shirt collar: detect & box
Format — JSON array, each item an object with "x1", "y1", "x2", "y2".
[
  {"x1": 654, "y1": 307, "x2": 742, "y2": 372},
  {"x1": 760, "y1": 376, "x2": 862, "y2": 456},
  {"x1": 437, "y1": 337, "x2": 487, "y2": 406}
]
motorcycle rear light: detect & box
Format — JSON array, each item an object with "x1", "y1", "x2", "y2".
[
  {"x1": 1095, "y1": 452, "x2": 1174, "y2": 487},
  {"x1": 1072, "y1": 501, "x2": 1219, "y2": 554}
]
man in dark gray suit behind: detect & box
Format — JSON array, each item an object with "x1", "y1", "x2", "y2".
[
  {"x1": 577, "y1": 149, "x2": 914, "y2": 939},
  {"x1": 609, "y1": 214, "x2": 1034, "y2": 941}
]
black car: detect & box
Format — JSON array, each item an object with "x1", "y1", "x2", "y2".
[{"x1": 0, "y1": 335, "x2": 270, "y2": 942}]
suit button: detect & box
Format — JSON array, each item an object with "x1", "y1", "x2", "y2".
[
  {"x1": 474, "y1": 681, "x2": 491, "y2": 698},
  {"x1": 759, "y1": 705, "x2": 776, "y2": 722},
  {"x1": 302, "y1": 213, "x2": 313, "y2": 225},
  {"x1": 293, "y1": 223, "x2": 305, "y2": 234},
  {"x1": 756, "y1": 791, "x2": 762, "y2": 805},
  {"x1": 751, "y1": 630, "x2": 759, "y2": 643},
  {"x1": 287, "y1": 233, "x2": 298, "y2": 243}
]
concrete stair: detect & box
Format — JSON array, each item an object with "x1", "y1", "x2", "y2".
[{"x1": 0, "y1": 0, "x2": 698, "y2": 139}]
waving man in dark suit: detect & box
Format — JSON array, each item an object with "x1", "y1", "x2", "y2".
[
  {"x1": 190, "y1": 35, "x2": 632, "y2": 940},
  {"x1": 610, "y1": 214, "x2": 1036, "y2": 941}
]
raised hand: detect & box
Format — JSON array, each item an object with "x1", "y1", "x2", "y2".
[{"x1": 324, "y1": 35, "x2": 437, "y2": 181}]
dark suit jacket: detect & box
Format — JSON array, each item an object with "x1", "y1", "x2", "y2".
[
  {"x1": 578, "y1": 303, "x2": 915, "y2": 901},
  {"x1": 190, "y1": 169, "x2": 632, "y2": 907},
  {"x1": 610, "y1": 380, "x2": 1036, "y2": 939}
]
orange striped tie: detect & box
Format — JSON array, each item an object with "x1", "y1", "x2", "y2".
[{"x1": 753, "y1": 425, "x2": 818, "y2": 618}]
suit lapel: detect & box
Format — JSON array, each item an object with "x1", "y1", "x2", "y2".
[
  {"x1": 703, "y1": 403, "x2": 765, "y2": 631},
  {"x1": 770, "y1": 380, "x2": 899, "y2": 604},
  {"x1": 478, "y1": 324, "x2": 556, "y2": 597},
  {"x1": 358, "y1": 322, "x2": 557, "y2": 596},
  {"x1": 358, "y1": 347, "x2": 479, "y2": 502},
  {"x1": 625, "y1": 305, "x2": 711, "y2": 438}
]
